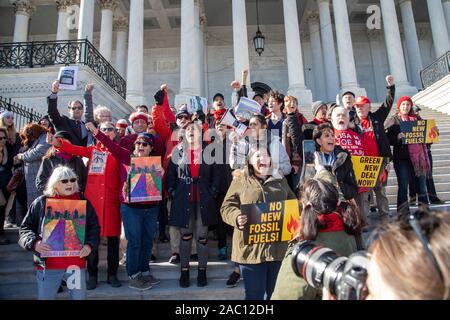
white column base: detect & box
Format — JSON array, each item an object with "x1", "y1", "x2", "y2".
[
  {"x1": 287, "y1": 86, "x2": 313, "y2": 107},
  {"x1": 126, "y1": 91, "x2": 146, "y2": 108},
  {"x1": 394, "y1": 82, "x2": 418, "y2": 99}
]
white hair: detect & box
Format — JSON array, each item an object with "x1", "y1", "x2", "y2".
[
  {"x1": 94, "y1": 105, "x2": 112, "y2": 121},
  {"x1": 44, "y1": 166, "x2": 79, "y2": 197},
  {"x1": 331, "y1": 106, "x2": 349, "y2": 118}
]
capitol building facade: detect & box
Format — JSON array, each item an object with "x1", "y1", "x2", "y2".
[{"x1": 0, "y1": 0, "x2": 449, "y2": 117}]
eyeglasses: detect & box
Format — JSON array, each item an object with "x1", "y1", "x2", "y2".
[
  {"x1": 177, "y1": 115, "x2": 189, "y2": 120},
  {"x1": 60, "y1": 178, "x2": 77, "y2": 184},
  {"x1": 100, "y1": 127, "x2": 115, "y2": 132},
  {"x1": 0, "y1": 136, "x2": 6, "y2": 140},
  {"x1": 69, "y1": 106, "x2": 83, "y2": 111},
  {"x1": 408, "y1": 211, "x2": 444, "y2": 281},
  {"x1": 135, "y1": 141, "x2": 149, "y2": 147}
]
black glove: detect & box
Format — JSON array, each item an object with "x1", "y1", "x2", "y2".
[{"x1": 154, "y1": 90, "x2": 164, "y2": 105}]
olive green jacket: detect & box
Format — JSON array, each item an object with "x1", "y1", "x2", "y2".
[
  {"x1": 220, "y1": 173, "x2": 297, "y2": 264},
  {"x1": 271, "y1": 231, "x2": 358, "y2": 300}
]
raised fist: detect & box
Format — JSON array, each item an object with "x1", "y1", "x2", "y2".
[
  {"x1": 386, "y1": 75, "x2": 394, "y2": 86},
  {"x1": 160, "y1": 84, "x2": 168, "y2": 92},
  {"x1": 51, "y1": 80, "x2": 60, "y2": 93},
  {"x1": 85, "y1": 83, "x2": 94, "y2": 93}
]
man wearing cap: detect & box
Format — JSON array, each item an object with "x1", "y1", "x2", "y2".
[
  {"x1": 353, "y1": 75, "x2": 395, "y2": 218},
  {"x1": 48, "y1": 80, "x2": 92, "y2": 146},
  {"x1": 341, "y1": 91, "x2": 357, "y2": 129}
]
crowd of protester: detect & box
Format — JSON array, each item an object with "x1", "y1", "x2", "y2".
[{"x1": 0, "y1": 69, "x2": 446, "y2": 300}]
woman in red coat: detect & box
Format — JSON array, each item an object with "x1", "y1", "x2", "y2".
[{"x1": 48, "y1": 121, "x2": 122, "y2": 290}]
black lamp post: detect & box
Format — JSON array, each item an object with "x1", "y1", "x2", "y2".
[{"x1": 253, "y1": 0, "x2": 265, "y2": 56}]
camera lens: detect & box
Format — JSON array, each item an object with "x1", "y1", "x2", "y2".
[{"x1": 291, "y1": 241, "x2": 347, "y2": 294}]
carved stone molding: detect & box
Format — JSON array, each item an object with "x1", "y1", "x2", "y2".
[
  {"x1": 10, "y1": 0, "x2": 36, "y2": 16},
  {"x1": 306, "y1": 11, "x2": 320, "y2": 24},
  {"x1": 97, "y1": 0, "x2": 118, "y2": 11},
  {"x1": 55, "y1": 0, "x2": 71, "y2": 11},
  {"x1": 300, "y1": 30, "x2": 310, "y2": 41},
  {"x1": 417, "y1": 26, "x2": 429, "y2": 40},
  {"x1": 367, "y1": 29, "x2": 382, "y2": 41},
  {"x1": 114, "y1": 17, "x2": 128, "y2": 32}
]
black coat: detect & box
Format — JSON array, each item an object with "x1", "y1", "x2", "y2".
[
  {"x1": 35, "y1": 155, "x2": 88, "y2": 192},
  {"x1": 47, "y1": 94, "x2": 88, "y2": 147},
  {"x1": 0, "y1": 142, "x2": 13, "y2": 190},
  {"x1": 18, "y1": 194, "x2": 100, "y2": 268},
  {"x1": 209, "y1": 136, "x2": 233, "y2": 201},
  {"x1": 330, "y1": 146, "x2": 358, "y2": 200},
  {"x1": 353, "y1": 85, "x2": 395, "y2": 160},
  {"x1": 166, "y1": 143, "x2": 221, "y2": 228},
  {"x1": 385, "y1": 113, "x2": 423, "y2": 161}
]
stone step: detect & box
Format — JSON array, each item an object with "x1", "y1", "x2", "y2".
[
  {"x1": 386, "y1": 182, "x2": 450, "y2": 194},
  {"x1": 388, "y1": 173, "x2": 450, "y2": 184},
  {"x1": 387, "y1": 192, "x2": 450, "y2": 202},
  {"x1": 0, "y1": 278, "x2": 245, "y2": 300},
  {"x1": 389, "y1": 166, "x2": 449, "y2": 175}
]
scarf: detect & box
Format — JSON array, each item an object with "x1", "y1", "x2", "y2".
[
  {"x1": 312, "y1": 118, "x2": 327, "y2": 126},
  {"x1": 318, "y1": 213, "x2": 345, "y2": 233},
  {"x1": 400, "y1": 114, "x2": 431, "y2": 177}
]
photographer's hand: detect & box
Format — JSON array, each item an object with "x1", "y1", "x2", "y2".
[{"x1": 322, "y1": 288, "x2": 337, "y2": 300}]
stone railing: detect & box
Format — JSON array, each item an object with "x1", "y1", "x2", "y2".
[
  {"x1": 420, "y1": 51, "x2": 450, "y2": 89},
  {"x1": 0, "y1": 95, "x2": 43, "y2": 129},
  {"x1": 0, "y1": 39, "x2": 126, "y2": 99}
]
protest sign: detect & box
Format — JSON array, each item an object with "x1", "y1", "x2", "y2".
[
  {"x1": 42, "y1": 199, "x2": 86, "y2": 257},
  {"x1": 400, "y1": 119, "x2": 439, "y2": 144},
  {"x1": 186, "y1": 96, "x2": 208, "y2": 115},
  {"x1": 235, "y1": 97, "x2": 262, "y2": 120},
  {"x1": 88, "y1": 150, "x2": 108, "y2": 175},
  {"x1": 58, "y1": 66, "x2": 78, "y2": 90},
  {"x1": 351, "y1": 156, "x2": 385, "y2": 187},
  {"x1": 242, "y1": 199, "x2": 300, "y2": 245},
  {"x1": 299, "y1": 140, "x2": 316, "y2": 185},
  {"x1": 128, "y1": 157, "x2": 163, "y2": 203},
  {"x1": 219, "y1": 109, "x2": 248, "y2": 136}
]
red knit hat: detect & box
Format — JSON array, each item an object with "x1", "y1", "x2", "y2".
[
  {"x1": 396, "y1": 96, "x2": 413, "y2": 109},
  {"x1": 214, "y1": 108, "x2": 227, "y2": 121},
  {"x1": 129, "y1": 112, "x2": 149, "y2": 125},
  {"x1": 116, "y1": 119, "x2": 128, "y2": 129}
]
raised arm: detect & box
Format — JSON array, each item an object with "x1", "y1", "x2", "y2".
[
  {"x1": 47, "y1": 80, "x2": 63, "y2": 127},
  {"x1": 48, "y1": 131, "x2": 91, "y2": 159},
  {"x1": 374, "y1": 75, "x2": 396, "y2": 123},
  {"x1": 83, "y1": 84, "x2": 95, "y2": 123}
]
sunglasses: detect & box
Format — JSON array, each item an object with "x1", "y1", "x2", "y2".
[
  {"x1": 408, "y1": 211, "x2": 444, "y2": 281},
  {"x1": 100, "y1": 127, "x2": 115, "y2": 132},
  {"x1": 60, "y1": 178, "x2": 77, "y2": 184},
  {"x1": 69, "y1": 106, "x2": 83, "y2": 111},
  {"x1": 135, "y1": 141, "x2": 149, "y2": 147},
  {"x1": 177, "y1": 115, "x2": 189, "y2": 120},
  {"x1": 0, "y1": 136, "x2": 7, "y2": 140}
]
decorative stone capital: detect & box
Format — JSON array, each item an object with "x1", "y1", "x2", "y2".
[
  {"x1": 97, "y1": 0, "x2": 118, "y2": 11},
  {"x1": 367, "y1": 29, "x2": 381, "y2": 41},
  {"x1": 114, "y1": 17, "x2": 128, "y2": 32},
  {"x1": 306, "y1": 11, "x2": 320, "y2": 24},
  {"x1": 398, "y1": 0, "x2": 412, "y2": 6},
  {"x1": 200, "y1": 13, "x2": 207, "y2": 27},
  {"x1": 55, "y1": 0, "x2": 71, "y2": 12},
  {"x1": 10, "y1": 0, "x2": 36, "y2": 16},
  {"x1": 417, "y1": 26, "x2": 429, "y2": 40}
]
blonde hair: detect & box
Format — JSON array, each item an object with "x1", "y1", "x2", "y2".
[
  {"x1": 44, "y1": 166, "x2": 79, "y2": 197},
  {"x1": 94, "y1": 105, "x2": 112, "y2": 123},
  {"x1": 0, "y1": 117, "x2": 17, "y2": 144},
  {"x1": 369, "y1": 211, "x2": 450, "y2": 300}
]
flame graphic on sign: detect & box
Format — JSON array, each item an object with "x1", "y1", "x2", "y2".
[
  {"x1": 286, "y1": 214, "x2": 299, "y2": 236},
  {"x1": 428, "y1": 126, "x2": 438, "y2": 140}
]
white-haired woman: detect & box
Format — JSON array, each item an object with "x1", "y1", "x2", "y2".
[
  {"x1": 93, "y1": 106, "x2": 112, "y2": 125},
  {"x1": 19, "y1": 166, "x2": 100, "y2": 300}
]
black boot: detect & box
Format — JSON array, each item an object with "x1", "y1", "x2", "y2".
[
  {"x1": 86, "y1": 276, "x2": 97, "y2": 290},
  {"x1": 107, "y1": 274, "x2": 122, "y2": 288},
  {"x1": 179, "y1": 269, "x2": 190, "y2": 288},
  {"x1": 197, "y1": 269, "x2": 207, "y2": 287}
]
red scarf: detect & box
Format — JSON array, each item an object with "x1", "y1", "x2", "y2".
[
  {"x1": 312, "y1": 118, "x2": 327, "y2": 126},
  {"x1": 318, "y1": 213, "x2": 345, "y2": 233},
  {"x1": 399, "y1": 114, "x2": 431, "y2": 177}
]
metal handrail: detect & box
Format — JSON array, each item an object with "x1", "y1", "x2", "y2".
[
  {"x1": 0, "y1": 95, "x2": 43, "y2": 129},
  {"x1": 0, "y1": 39, "x2": 126, "y2": 99},
  {"x1": 420, "y1": 51, "x2": 450, "y2": 89}
]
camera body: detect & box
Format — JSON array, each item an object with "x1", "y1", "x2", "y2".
[{"x1": 291, "y1": 240, "x2": 370, "y2": 300}]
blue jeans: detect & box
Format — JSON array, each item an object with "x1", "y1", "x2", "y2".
[
  {"x1": 394, "y1": 158, "x2": 428, "y2": 217},
  {"x1": 121, "y1": 204, "x2": 158, "y2": 277},
  {"x1": 240, "y1": 261, "x2": 282, "y2": 300},
  {"x1": 36, "y1": 268, "x2": 86, "y2": 300}
]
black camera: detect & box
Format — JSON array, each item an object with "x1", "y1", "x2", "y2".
[{"x1": 291, "y1": 240, "x2": 370, "y2": 300}]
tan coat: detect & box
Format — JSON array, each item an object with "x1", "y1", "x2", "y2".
[{"x1": 220, "y1": 172, "x2": 297, "y2": 264}]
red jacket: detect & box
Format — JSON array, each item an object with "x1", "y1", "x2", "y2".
[{"x1": 58, "y1": 139, "x2": 122, "y2": 237}]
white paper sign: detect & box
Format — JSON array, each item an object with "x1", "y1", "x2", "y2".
[
  {"x1": 186, "y1": 96, "x2": 208, "y2": 115},
  {"x1": 58, "y1": 66, "x2": 78, "y2": 90},
  {"x1": 235, "y1": 97, "x2": 262, "y2": 120},
  {"x1": 219, "y1": 109, "x2": 248, "y2": 136}
]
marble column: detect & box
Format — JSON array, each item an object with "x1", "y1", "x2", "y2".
[
  {"x1": 11, "y1": 0, "x2": 36, "y2": 43},
  {"x1": 332, "y1": 0, "x2": 366, "y2": 96},
  {"x1": 283, "y1": 0, "x2": 312, "y2": 106},
  {"x1": 126, "y1": 0, "x2": 145, "y2": 107},
  {"x1": 307, "y1": 12, "x2": 327, "y2": 101},
  {"x1": 399, "y1": 0, "x2": 423, "y2": 89},
  {"x1": 444, "y1": 0, "x2": 450, "y2": 39},
  {"x1": 231, "y1": 0, "x2": 251, "y2": 88},
  {"x1": 77, "y1": 0, "x2": 94, "y2": 42},
  {"x1": 367, "y1": 30, "x2": 386, "y2": 101},
  {"x1": 55, "y1": 0, "x2": 71, "y2": 40},
  {"x1": 318, "y1": 0, "x2": 340, "y2": 101},
  {"x1": 98, "y1": 0, "x2": 117, "y2": 62},
  {"x1": 380, "y1": 0, "x2": 417, "y2": 97},
  {"x1": 426, "y1": 0, "x2": 450, "y2": 57},
  {"x1": 175, "y1": 0, "x2": 200, "y2": 107},
  {"x1": 114, "y1": 17, "x2": 128, "y2": 78},
  {"x1": 194, "y1": 1, "x2": 203, "y2": 97}
]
